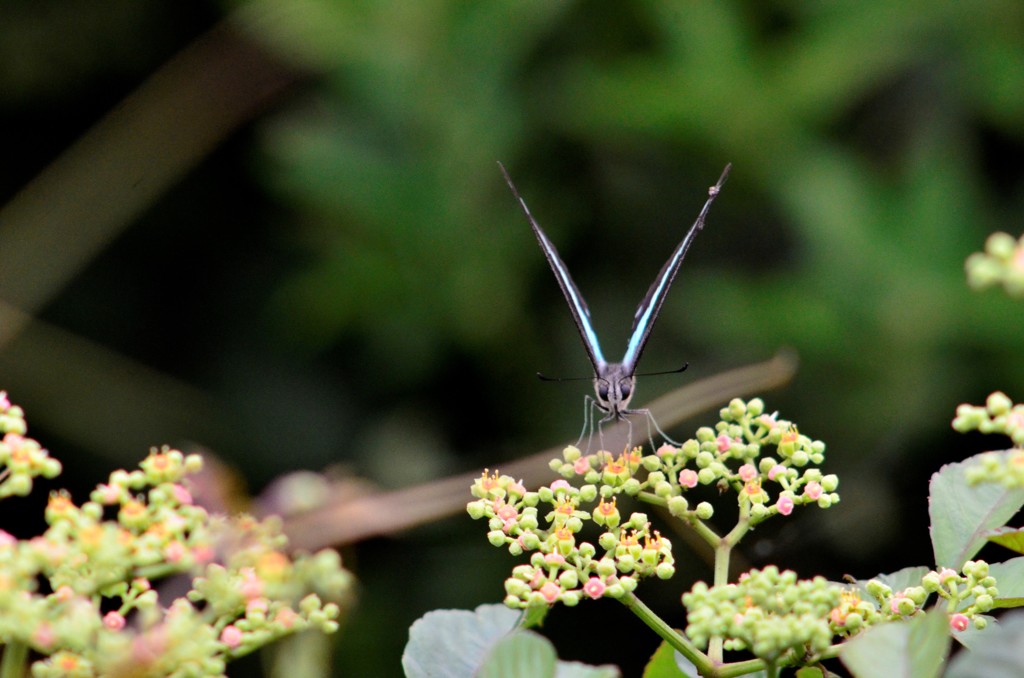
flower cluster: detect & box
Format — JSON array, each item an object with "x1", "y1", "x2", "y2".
[
  {"x1": 836, "y1": 561, "x2": 997, "y2": 636},
  {"x1": 0, "y1": 392, "x2": 352, "y2": 677},
  {"x1": 549, "y1": 398, "x2": 838, "y2": 525},
  {"x1": 965, "y1": 232, "x2": 1024, "y2": 296},
  {"x1": 953, "y1": 391, "x2": 1024, "y2": 448},
  {"x1": 0, "y1": 391, "x2": 62, "y2": 498},
  {"x1": 468, "y1": 470, "x2": 673, "y2": 608},
  {"x1": 469, "y1": 399, "x2": 837, "y2": 610},
  {"x1": 682, "y1": 567, "x2": 840, "y2": 662}
]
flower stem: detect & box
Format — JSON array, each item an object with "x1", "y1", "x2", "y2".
[
  {"x1": 0, "y1": 641, "x2": 27, "y2": 678},
  {"x1": 618, "y1": 591, "x2": 714, "y2": 675}
]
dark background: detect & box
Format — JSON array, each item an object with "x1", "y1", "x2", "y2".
[{"x1": 2, "y1": 1, "x2": 1023, "y2": 675}]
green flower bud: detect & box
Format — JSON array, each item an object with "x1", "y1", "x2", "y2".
[
  {"x1": 617, "y1": 554, "x2": 635, "y2": 573},
  {"x1": 974, "y1": 616, "x2": 988, "y2": 630},
  {"x1": 503, "y1": 593, "x2": 524, "y2": 607},
  {"x1": 987, "y1": 392, "x2": 1013, "y2": 416},
  {"x1": 667, "y1": 496, "x2": 689, "y2": 517},
  {"x1": 7, "y1": 474, "x2": 31, "y2": 496},
  {"x1": 748, "y1": 398, "x2": 765, "y2": 416},
  {"x1": 681, "y1": 439, "x2": 700, "y2": 457},
  {"x1": 728, "y1": 399, "x2": 747, "y2": 419},
  {"x1": 986, "y1": 232, "x2": 1017, "y2": 259},
  {"x1": 656, "y1": 562, "x2": 675, "y2": 579},
  {"x1": 559, "y1": 570, "x2": 579, "y2": 589},
  {"x1": 821, "y1": 475, "x2": 839, "y2": 492},
  {"x1": 696, "y1": 502, "x2": 714, "y2": 520},
  {"x1": 790, "y1": 450, "x2": 809, "y2": 466},
  {"x1": 643, "y1": 457, "x2": 661, "y2": 472},
  {"x1": 654, "y1": 481, "x2": 673, "y2": 498},
  {"x1": 42, "y1": 459, "x2": 62, "y2": 479},
  {"x1": 548, "y1": 459, "x2": 562, "y2": 473},
  {"x1": 697, "y1": 468, "x2": 716, "y2": 485},
  {"x1": 975, "y1": 594, "x2": 994, "y2": 612},
  {"x1": 562, "y1": 591, "x2": 580, "y2": 607},
  {"x1": 599, "y1": 532, "x2": 617, "y2": 551},
  {"x1": 620, "y1": 576, "x2": 638, "y2": 593},
  {"x1": 696, "y1": 427, "x2": 716, "y2": 443},
  {"x1": 563, "y1": 446, "x2": 581, "y2": 462},
  {"x1": 622, "y1": 478, "x2": 641, "y2": 495},
  {"x1": 508, "y1": 541, "x2": 523, "y2": 556}
]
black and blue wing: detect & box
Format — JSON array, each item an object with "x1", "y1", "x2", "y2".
[
  {"x1": 621, "y1": 164, "x2": 731, "y2": 373},
  {"x1": 499, "y1": 163, "x2": 608, "y2": 371}
]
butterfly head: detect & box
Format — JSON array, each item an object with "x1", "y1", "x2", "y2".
[{"x1": 594, "y1": 363, "x2": 636, "y2": 417}]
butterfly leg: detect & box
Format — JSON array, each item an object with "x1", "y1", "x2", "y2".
[
  {"x1": 623, "y1": 408, "x2": 682, "y2": 450},
  {"x1": 576, "y1": 395, "x2": 599, "y2": 452}
]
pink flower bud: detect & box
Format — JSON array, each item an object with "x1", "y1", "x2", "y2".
[
  {"x1": 103, "y1": 611, "x2": 126, "y2": 631},
  {"x1": 716, "y1": 434, "x2": 733, "y2": 453},
  {"x1": 738, "y1": 464, "x2": 757, "y2": 482},
  {"x1": 804, "y1": 481, "x2": 823, "y2": 500},
  {"x1": 776, "y1": 495, "x2": 794, "y2": 516},
  {"x1": 220, "y1": 624, "x2": 243, "y2": 649},
  {"x1": 539, "y1": 581, "x2": 561, "y2": 602},
  {"x1": 583, "y1": 577, "x2": 606, "y2": 599},
  {"x1": 678, "y1": 469, "x2": 698, "y2": 488},
  {"x1": 950, "y1": 613, "x2": 969, "y2": 632}
]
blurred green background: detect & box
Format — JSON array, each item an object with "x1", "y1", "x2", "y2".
[{"x1": 2, "y1": 0, "x2": 1023, "y2": 674}]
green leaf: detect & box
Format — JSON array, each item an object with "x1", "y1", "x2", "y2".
[
  {"x1": 402, "y1": 604, "x2": 521, "y2": 677},
  {"x1": 403, "y1": 604, "x2": 619, "y2": 678},
  {"x1": 841, "y1": 609, "x2": 950, "y2": 678},
  {"x1": 642, "y1": 641, "x2": 688, "y2": 678},
  {"x1": 479, "y1": 631, "x2": 558, "y2": 678},
  {"x1": 929, "y1": 456, "x2": 1024, "y2": 568},
  {"x1": 947, "y1": 610, "x2": 1024, "y2": 678},
  {"x1": 989, "y1": 557, "x2": 1024, "y2": 608},
  {"x1": 988, "y1": 526, "x2": 1024, "y2": 555}
]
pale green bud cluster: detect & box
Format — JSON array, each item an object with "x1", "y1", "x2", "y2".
[
  {"x1": 953, "y1": 391, "x2": 1024, "y2": 449},
  {"x1": 682, "y1": 566, "x2": 840, "y2": 662},
  {"x1": 965, "y1": 232, "x2": 1024, "y2": 296},
  {"x1": 833, "y1": 561, "x2": 996, "y2": 639},
  {"x1": 0, "y1": 393, "x2": 351, "y2": 677},
  {"x1": 0, "y1": 391, "x2": 62, "y2": 498}
]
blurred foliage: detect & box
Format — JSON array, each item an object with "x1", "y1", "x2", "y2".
[{"x1": 3, "y1": 0, "x2": 1024, "y2": 675}]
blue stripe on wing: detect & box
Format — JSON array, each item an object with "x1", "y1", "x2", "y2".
[
  {"x1": 621, "y1": 164, "x2": 731, "y2": 373},
  {"x1": 499, "y1": 163, "x2": 607, "y2": 370}
]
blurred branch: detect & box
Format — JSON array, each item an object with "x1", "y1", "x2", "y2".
[
  {"x1": 0, "y1": 299, "x2": 223, "y2": 463},
  {"x1": 0, "y1": 21, "x2": 302, "y2": 340},
  {"x1": 0, "y1": 19, "x2": 303, "y2": 460},
  {"x1": 277, "y1": 350, "x2": 799, "y2": 550}
]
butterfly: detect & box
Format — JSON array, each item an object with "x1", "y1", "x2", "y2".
[{"x1": 499, "y1": 162, "x2": 731, "y2": 446}]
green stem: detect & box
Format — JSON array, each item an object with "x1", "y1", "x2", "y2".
[
  {"x1": 1, "y1": 641, "x2": 28, "y2": 678},
  {"x1": 618, "y1": 591, "x2": 715, "y2": 676}
]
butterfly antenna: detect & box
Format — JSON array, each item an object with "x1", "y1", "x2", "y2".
[
  {"x1": 634, "y1": 363, "x2": 689, "y2": 378},
  {"x1": 536, "y1": 372, "x2": 594, "y2": 382}
]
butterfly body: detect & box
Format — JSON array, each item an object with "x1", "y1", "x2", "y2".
[{"x1": 500, "y1": 163, "x2": 731, "y2": 437}]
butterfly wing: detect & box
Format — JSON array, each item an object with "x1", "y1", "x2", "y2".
[
  {"x1": 499, "y1": 163, "x2": 607, "y2": 371},
  {"x1": 621, "y1": 164, "x2": 731, "y2": 373}
]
